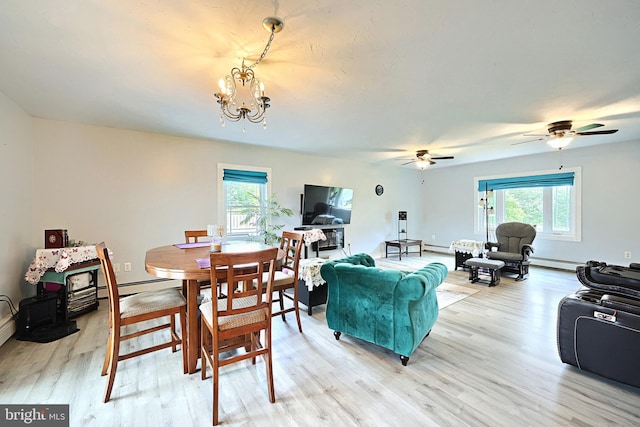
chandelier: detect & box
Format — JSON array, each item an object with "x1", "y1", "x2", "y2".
[{"x1": 215, "y1": 17, "x2": 284, "y2": 131}]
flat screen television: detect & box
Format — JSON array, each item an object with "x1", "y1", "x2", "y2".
[{"x1": 302, "y1": 184, "x2": 353, "y2": 226}]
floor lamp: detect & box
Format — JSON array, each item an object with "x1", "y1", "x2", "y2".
[{"x1": 478, "y1": 183, "x2": 494, "y2": 244}]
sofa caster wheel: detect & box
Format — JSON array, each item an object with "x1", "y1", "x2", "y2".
[
  {"x1": 334, "y1": 331, "x2": 341, "y2": 340},
  {"x1": 399, "y1": 355, "x2": 409, "y2": 366}
]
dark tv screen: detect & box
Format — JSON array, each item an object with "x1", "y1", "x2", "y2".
[{"x1": 302, "y1": 184, "x2": 353, "y2": 225}]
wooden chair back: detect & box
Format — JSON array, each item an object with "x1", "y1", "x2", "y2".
[
  {"x1": 278, "y1": 231, "x2": 304, "y2": 282},
  {"x1": 209, "y1": 247, "x2": 278, "y2": 338},
  {"x1": 185, "y1": 229, "x2": 208, "y2": 243},
  {"x1": 95, "y1": 242, "x2": 121, "y2": 320}
]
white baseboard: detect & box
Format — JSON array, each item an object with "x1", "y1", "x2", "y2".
[
  {"x1": 422, "y1": 244, "x2": 579, "y2": 272},
  {"x1": 0, "y1": 314, "x2": 16, "y2": 347}
]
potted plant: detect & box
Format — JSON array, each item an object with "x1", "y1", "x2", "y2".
[{"x1": 240, "y1": 192, "x2": 294, "y2": 246}]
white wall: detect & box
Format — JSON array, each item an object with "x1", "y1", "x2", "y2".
[
  {"x1": 0, "y1": 91, "x2": 33, "y2": 342},
  {"x1": 21, "y1": 116, "x2": 640, "y2": 290},
  {"x1": 420, "y1": 140, "x2": 640, "y2": 267},
  {"x1": 30, "y1": 118, "x2": 425, "y2": 284}
]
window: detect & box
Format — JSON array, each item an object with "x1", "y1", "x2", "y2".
[
  {"x1": 475, "y1": 168, "x2": 581, "y2": 241},
  {"x1": 217, "y1": 164, "x2": 271, "y2": 239}
]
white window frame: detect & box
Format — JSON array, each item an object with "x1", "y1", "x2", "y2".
[
  {"x1": 217, "y1": 163, "x2": 272, "y2": 239},
  {"x1": 474, "y1": 167, "x2": 581, "y2": 242}
]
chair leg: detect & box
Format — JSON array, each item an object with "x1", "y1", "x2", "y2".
[
  {"x1": 170, "y1": 315, "x2": 177, "y2": 352},
  {"x1": 180, "y1": 308, "x2": 187, "y2": 374},
  {"x1": 212, "y1": 337, "x2": 220, "y2": 426},
  {"x1": 264, "y1": 327, "x2": 275, "y2": 404},
  {"x1": 103, "y1": 325, "x2": 120, "y2": 403},
  {"x1": 292, "y1": 286, "x2": 303, "y2": 333},
  {"x1": 101, "y1": 317, "x2": 114, "y2": 376},
  {"x1": 278, "y1": 290, "x2": 285, "y2": 321}
]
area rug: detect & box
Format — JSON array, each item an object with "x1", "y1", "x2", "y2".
[
  {"x1": 436, "y1": 282, "x2": 479, "y2": 309},
  {"x1": 375, "y1": 257, "x2": 479, "y2": 309}
]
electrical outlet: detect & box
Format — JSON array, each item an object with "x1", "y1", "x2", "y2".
[
  {"x1": 113, "y1": 263, "x2": 120, "y2": 273},
  {"x1": 624, "y1": 251, "x2": 632, "y2": 259},
  {"x1": 124, "y1": 262, "x2": 132, "y2": 272}
]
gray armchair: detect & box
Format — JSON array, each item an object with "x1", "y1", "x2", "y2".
[{"x1": 486, "y1": 222, "x2": 536, "y2": 281}]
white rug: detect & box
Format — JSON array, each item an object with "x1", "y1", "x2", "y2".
[{"x1": 374, "y1": 257, "x2": 479, "y2": 309}]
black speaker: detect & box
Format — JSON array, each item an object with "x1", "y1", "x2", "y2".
[
  {"x1": 399, "y1": 211, "x2": 407, "y2": 220},
  {"x1": 16, "y1": 294, "x2": 58, "y2": 340}
]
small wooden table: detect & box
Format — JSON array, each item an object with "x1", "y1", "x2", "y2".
[
  {"x1": 145, "y1": 241, "x2": 281, "y2": 374},
  {"x1": 385, "y1": 239, "x2": 423, "y2": 261}
]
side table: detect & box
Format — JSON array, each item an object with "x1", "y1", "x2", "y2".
[
  {"x1": 297, "y1": 258, "x2": 327, "y2": 315},
  {"x1": 385, "y1": 239, "x2": 423, "y2": 261},
  {"x1": 449, "y1": 240, "x2": 484, "y2": 270}
]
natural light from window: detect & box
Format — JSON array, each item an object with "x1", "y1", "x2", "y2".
[{"x1": 475, "y1": 167, "x2": 581, "y2": 242}]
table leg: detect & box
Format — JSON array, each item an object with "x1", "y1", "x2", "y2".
[{"x1": 185, "y1": 279, "x2": 200, "y2": 374}]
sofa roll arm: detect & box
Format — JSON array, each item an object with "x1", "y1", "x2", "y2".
[{"x1": 396, "y1": 262, "x2": 448, "y2": 301}]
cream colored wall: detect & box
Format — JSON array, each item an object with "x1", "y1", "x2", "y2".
[
  {"x1": 30, "y1": 118, "x2": 425, "y2": 284},
  {"x1": 0, "y1": 91, "x2": 33, "y2": 340}
]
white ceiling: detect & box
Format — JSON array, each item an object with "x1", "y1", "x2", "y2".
[{"x1": 2, "y1": 0, "x2": 640, "y2": 168}]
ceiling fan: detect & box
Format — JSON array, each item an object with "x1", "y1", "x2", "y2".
[
  {"x1": 514, "y1": 120, "x2": 619, "y2": 150},
  {"x1": 400, "y1": 149, "x2": 454, "y2": 169}
]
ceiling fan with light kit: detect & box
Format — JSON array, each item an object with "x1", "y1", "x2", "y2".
[
  {"x1": 514, "y1": 120, "x2": 619, "y2": 150},
  {"x1": 399, "y1": 149, "x2": 454, "y2": 169}
]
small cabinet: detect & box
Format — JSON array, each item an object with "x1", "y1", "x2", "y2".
[{"x1": 37, "y1": 260, "x2": 100, "y2": 320}]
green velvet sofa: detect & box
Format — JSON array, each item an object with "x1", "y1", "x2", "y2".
[{"x1": 319, "y1": 253, "x2": 448, "y2": 365}]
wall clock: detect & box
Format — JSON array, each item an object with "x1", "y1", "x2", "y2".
[{"x1": 375, "y1": 184, "x2": 384, "y2": 196}]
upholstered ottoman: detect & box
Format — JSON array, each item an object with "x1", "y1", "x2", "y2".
[{"x1": 464, "y1": 258, "x2": 505, "y2": 286}]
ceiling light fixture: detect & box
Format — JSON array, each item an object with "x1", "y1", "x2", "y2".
[
  {"x1": 215, "y1": 17, "x2": 284, "y2": 132},
  {"x1": 547, "y1": 134, "x2": 574, "y2": 150},
  {"x1": 416, "y1": 158, "x2": 429, "y2": 170}
]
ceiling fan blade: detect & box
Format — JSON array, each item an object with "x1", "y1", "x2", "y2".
[
  {"x1": 576, "y1": 129, "x2": 618, "y2": 136},
  {"x1": 401, "y1": 160, "x2": 415, "y2": 165},
  {"x1": 512, "y1": 137, "x2": 547, "y2": 146},
  {"x1": 523, "y1": 133, "x2": 550, "y2": 137},
  {"x1": 430, "y1": 156, "x2": 454, "y2": 160},
  {"x1": 575, "y1": 123, "x2": 604, "y2": 132}
]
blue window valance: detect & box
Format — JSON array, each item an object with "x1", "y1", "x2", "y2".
[
  {"x1": 478, "y1": 172, "x2": 574, "y2": 191},
  {"x1": 223, "y1": 169, "x2": 268, "y2": 184}
]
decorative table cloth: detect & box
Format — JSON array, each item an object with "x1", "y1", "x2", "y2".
[
  {"x1": 302, "y1": 229, "x2": 326, "y2": 246},
  {"x1": 25, "y1": 245, "x2": 98, "y2": 285},
  {"x1": 448, "y1": 239, "x2": 484, "y2": 257},
  {"x1": 298, "y1": 258, "x2": 327, "y2": 291}
]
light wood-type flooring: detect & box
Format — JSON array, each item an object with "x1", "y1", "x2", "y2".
[{"x1": 1, "y1": 252, "x2": 639, "y2": 426}]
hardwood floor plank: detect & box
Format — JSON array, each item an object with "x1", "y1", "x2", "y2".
[{"x1": 1, "y1": 252, "x2": 639, "y2": 426}]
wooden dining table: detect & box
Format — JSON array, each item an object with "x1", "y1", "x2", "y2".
[{"x1": 145, "y1": 240, "x2": 281, "y2": 374}]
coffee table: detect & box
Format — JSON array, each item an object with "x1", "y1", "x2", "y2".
[{"x1": 385, "y1": 239, "x2": 423, "y2": 261}]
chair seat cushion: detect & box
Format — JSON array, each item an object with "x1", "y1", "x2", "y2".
[
  {"x1": 487, "y1": 251, "x2": 524, "y2": 262},
  {"x1": 120, "y1": 288, "x2": 186, "y2": 318},
  {"x1": 200, "y1": 296, "x2": 267, "y2": 331},
  {"x1": 262, "y1": 270, "x2": 295, "y2": 287}
]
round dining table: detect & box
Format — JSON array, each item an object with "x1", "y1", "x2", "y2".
[{"x1": 145, "y1": 240, "x2": 281, "y2": 374}]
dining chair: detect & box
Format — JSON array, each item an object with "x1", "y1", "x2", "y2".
[
  {"x1": 199, "y1": 247, "x2": 279, "y2": 426},
  {"x1": 95, "y1": 242, "x2": 187, "y2": 403},
  {"x1": 268, "y1": 230, "x2": 304, "y2": 333}
]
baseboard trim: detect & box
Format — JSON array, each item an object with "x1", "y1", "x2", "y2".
[
  {"x1": 422, "y1": 244, "x2": 579, "y2": 272},
  {"x1": 0, "y1": 314, "x2": 16, "y2": 347}
]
